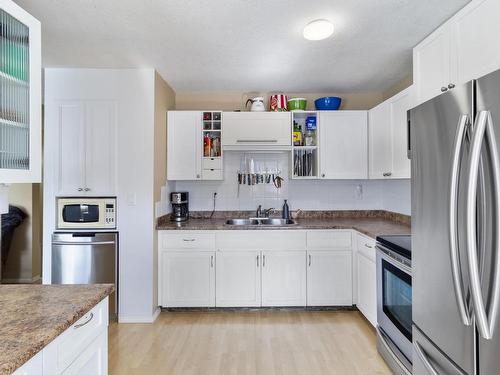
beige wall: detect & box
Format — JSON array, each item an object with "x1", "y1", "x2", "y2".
[
  {"x1": 382, "y1": 75, "x2": 413, "y2": 101},
  {"x1": 152, "y1": 71, "x2": 175, "y2": 309},
  {"x1": 176, "y1": 91, "x2": 386, "y2": 111},
  {"x1": 2, "y1": 183, "x2": 42, "y2": 282}
]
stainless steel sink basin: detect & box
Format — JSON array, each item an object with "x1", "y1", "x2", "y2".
[
  {"x1": 225, "y1": 218, "x2": 296, "y2": 226},
  {"x1": 225, "y1": 218, "x2": 260, "y2": 226}
]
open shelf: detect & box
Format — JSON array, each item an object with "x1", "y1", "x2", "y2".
[{"x1": 291, "y1": 112, "x2": 319, "y2": 179}]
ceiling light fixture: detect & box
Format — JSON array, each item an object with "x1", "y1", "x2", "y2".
[{"x1": 303, "y1": 19, "x2": 334, "y2": 41}]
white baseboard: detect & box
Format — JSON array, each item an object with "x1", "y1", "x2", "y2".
[{"x1": 118, "y1": 307, "x2": 161, "y2": 323}]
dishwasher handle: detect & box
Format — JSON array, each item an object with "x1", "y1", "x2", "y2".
[{"x1": 52, "y1": 241, "x2": 116, "y2": 246}]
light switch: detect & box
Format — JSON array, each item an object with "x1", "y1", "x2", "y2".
[{"x1": 127, "y1": 193, "x2": 137, "y2": 206}]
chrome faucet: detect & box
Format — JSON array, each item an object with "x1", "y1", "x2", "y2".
[{"x1": 264, "y1": 208, "x2": 276, "y2": 217}]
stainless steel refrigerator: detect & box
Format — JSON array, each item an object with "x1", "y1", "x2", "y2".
[{"x1": 410, "y1": 68, "x2": 500, "y2": 375}]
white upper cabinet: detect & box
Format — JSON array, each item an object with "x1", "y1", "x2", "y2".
[
  {"x1": 167, "y1": 111, "x2": 202, "y2": 180},
  {"x1": 319, "y1": 111, "x2": 368, "y2": 179},
  {"x1": 413, "y1": 24, "x2": 452, "y2": 104},
  {"x1": 0, "y1": 0, "x2": 41, "y2": 183},
  {"x1": 222, "y1": 112, "x2": 291, "y2": 149},
  {"x1": 453, "y1": 0, "x2": 500, "y2": 84},
  {"x1": 369, "y1": 87, "x2": 411, "y2": 179},
  {"x1": 413, "y1": 0, "x2": 500, "y2": 105},
  {"x1": 52, "y1": 100, "x2": 117, "y2": 196}
]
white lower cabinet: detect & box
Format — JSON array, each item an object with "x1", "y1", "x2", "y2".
[
  {"x1": 215, "y1": 250, "x2": 261, "y2": 307},
  {"x1": 307, "y1": 250, "x2": 352, "y2": 306},
  {"x1": 356, "y1": 234, "x2": 377, "y2": 326},
  {"x1": 159, "y1": 250, "x2": 215, "y2": 307},
  {"x1": 158, "y1": 230, "x2": 364, "y2": 309},
  {"x1": 14, "y1": 298, "x2": 109, "y2": 375},
  {"x1": 261, "y1": 251, "x2": 307, "y2": 307}
]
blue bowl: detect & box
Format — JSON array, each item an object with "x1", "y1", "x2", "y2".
[{"x1": 314, "y1": 97, "x2": 342, "y2": 110}]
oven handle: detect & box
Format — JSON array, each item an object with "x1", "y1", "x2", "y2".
[
  {"x1": 376, "y1": 245, "x2": 411, "y2": 274},
  {"x1": 413, "y1": 340, "x2": 439, "y2": 375},
  {"x1": 52, "y1": 241, "x2": 116, "y2": 246},
  {"x1": 376, "y1": 327, "x2": 412, "y2": 375},
  {"x1": 449, "y1": 114, "x2": 472, "y2": 326}
]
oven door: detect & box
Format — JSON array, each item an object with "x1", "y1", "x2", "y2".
[
  {"x1": 377, "y1": 247, "x2": 413, "y2": 364},
  {"x1": 57, "y1": 199, "x2": 106, "y2": 229}
]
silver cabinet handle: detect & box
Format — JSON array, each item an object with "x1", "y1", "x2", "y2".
[
  {"x1": 413, "y1": 341, "x2": 439, "y2": 375},
  {"x1": 74, "y1": 312, "x2": 94, "y2": 329},
  {"x1": 256, "y1": 255, "x2": 259, "y2": 267},
  {"x1": 210, "y1": 255, "x2": 214, "y2": 268},
  {"x1": 262, "y1": 254, "x2": 266, "y2": 267},
  {"x1": 236, "y1": 139, "x2": 278, "y2": 143},
  {"x1": 308, "y1": 254, "x2": 311, "y2": 267},
  {"x1": 182, "y1": 239, "x2": 196, "y2": 242},
  {"x1": 77, "y1": 188, "x2": 83, "y2": 192},
  {"x1": 441, "y1": 87, "x2": 448, "y2": 92},
  {"x1": 448, "y1": 83, "x2": 455, "y2": 89},
  {"x1": 466, "y1": 110, "x2": 500, "y2": 340},
  {"x1": 382, "y1": 172, "x2": 392, "y2": 177},
  {"x1": 449, "y1": 114, "x2": 471, "y2": 326},
  {"x1": 364, "y1": 243, "x2": 373, "y2": 249}
]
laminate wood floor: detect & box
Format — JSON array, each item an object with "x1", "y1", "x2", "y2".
[{"x1": 109, "y1": 310, "x2": 392, "y2": 375}]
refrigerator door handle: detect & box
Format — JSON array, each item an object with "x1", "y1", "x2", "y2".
[
  {"x1": 414, "y1": 341, "x2": 439, "y2": 375},
  {"x1": 466, "y1": 110, "x2": 500, "y2": 340},
  {"x1": 449, "y1": 114, "x2": 472, "y2": 326}
]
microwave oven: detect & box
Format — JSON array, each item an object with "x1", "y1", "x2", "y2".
[{"x1": 57, "y1": 197, "x2": 116, "y2": 229}]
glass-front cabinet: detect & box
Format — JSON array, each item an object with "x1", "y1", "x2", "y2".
[{"x1": 0, "y1": 0, "x2": 41, "y2": 183}]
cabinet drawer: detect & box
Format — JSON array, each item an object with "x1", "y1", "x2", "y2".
[
  {"x1": 202, "y1": 157, "x2": 222, "y2": 169},
  {"x1": 43, "y1": 297, "x2": 108, "y2": 374},
  {"x1": 202, "y1": 169, "x2": 223, "y2": 180},
  {"x1": 160, "y1": 232, "x2": 216, "y2": 250},
  {"x1": 357, "y1": 233, "x2": 376, "y2": 262},
  {"x1": 307, "y1": 230, "x2": 352, "y2": 249},
  {"x1": 216, "y1": 230, "x2": 306, "y2": 250}
]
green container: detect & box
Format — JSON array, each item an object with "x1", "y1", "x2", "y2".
[{"x1": 288, "y1": 98, "x2": 307, "y2": 111}]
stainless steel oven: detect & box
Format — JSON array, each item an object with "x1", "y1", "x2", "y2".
[{"x1": 376, "y1": 235, "x2": 412, "y2": 375}]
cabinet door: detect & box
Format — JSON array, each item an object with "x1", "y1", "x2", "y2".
[
  {"x1": 319, "y1": 111, "x2": 368, "y2": 179},
  {"x1": 160, "y1": 250, "x2": 215, "y2": 307},
  {"x1": 453, "y1": 0, "x2": 500, "y2": 84},
  {"x1": 261, "y1": 251, "x2": 306, "y2": 307},
  {"x1": 61, "y1": 330, "x2": 107, "y2": 375},
  {"x1": 215, "y1": 250, "x2": 261, "y2": 307},
  {"x1": 368, "y1": 102, "x2": 391, "y2": 179},
  {"x1": 12, "y1": 352, "x2": 42, "y2": 375},
  {"x1": 307, "y1": 250, "x2": 352, "y2": 306},
  {"x1": 389, "y1": 88, "x2": 411, "y2": 178},
  {"x1": 222, "y1": 112, "x2": 291, "y2": 147},
  {"x1": 84, "y1": 101, "x2": 117, "y2": 195},
  {"x1": 167, "y1": 111, "x2": 202, "y2": 180},
  {"x1": 413, "y1": 24, "x2": 452, "y2": 105},
  {"x1": 56, "y1": 102, "x2": 86, "y2": 195},
  {"x1": 357, "y1": 250, "x2": 377, "y2": 327},
  {"x1": 0, "y1": 1, "x2": 41, "y2": 183}
]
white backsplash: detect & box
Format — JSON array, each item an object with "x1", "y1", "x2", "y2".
[{"x1": 160, "y1": 152, "x2": 411, "y2": 215}]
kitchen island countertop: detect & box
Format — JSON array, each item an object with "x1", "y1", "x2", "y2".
[{"x1": 0, "y1": 284, "x2": 114, "y2": 375}]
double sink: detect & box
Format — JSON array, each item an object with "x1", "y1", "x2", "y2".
[{"x1": 225, "y1": 218, "x2": 296, "y2": 226}]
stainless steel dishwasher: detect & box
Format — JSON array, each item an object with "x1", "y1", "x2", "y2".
[{"x1": 51, "y1": 232, "x2": 118, "y2": 318}]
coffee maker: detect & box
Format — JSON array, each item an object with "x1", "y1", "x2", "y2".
[{"x1": 170, "y1": 192, "x2": 189, "y2": 222}]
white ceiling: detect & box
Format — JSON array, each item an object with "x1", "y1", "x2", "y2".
[{"x1": 15, "y1": 0, "x2": 469, "y2": 93}]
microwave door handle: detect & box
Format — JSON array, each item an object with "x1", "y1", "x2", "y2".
[
  {"x1": 449, "y1": 114, "x2": 472, "y2": 326},
  {"x1": 466, "y1": 111, "x2": 500, "y2": 340}
]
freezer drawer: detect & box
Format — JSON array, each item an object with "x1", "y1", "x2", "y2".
[
  {"x1": 51, "y1": 232, "x2": 118, "y2": 317},
  {"x1": 413, "y1": 325, "x2": 467, "y2": 375}
]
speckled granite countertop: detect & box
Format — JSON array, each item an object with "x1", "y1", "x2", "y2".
[
  {"x1": 0, "y1": 284, "x2": 114, "y2": 375},
  {"x1": 157, "y1": 210, "x2": 411, "y2": 239}
]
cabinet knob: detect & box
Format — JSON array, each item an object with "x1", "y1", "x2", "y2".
[
  {"x1": 448, "y1": 83, "x2": 455, "y2": 89},
  {"x1": 196, "y1": 174, "x2": 200, "y2": 179},
  {"x1": 321, "y1": 173, "x2": 325, "y2": 178},
  {"x1": 441, "y1": 87, "x2": 448, "y2": 92},
  {"x1": 77, "y1": 188, "x2": 83, "y2": 192},
  {"x1": 383, "y1": 172, "x2": 392, "y2": 177},
  {"x1": 84, "y1": 188, "x2": 90, "y2": 191}
]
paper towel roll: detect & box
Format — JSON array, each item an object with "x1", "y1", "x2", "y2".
[{"x1": 0, "y1": 184, "x2": 9, "y2": 214}]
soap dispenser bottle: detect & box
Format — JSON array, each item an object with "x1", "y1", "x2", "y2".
[{"x1": 282, "y1": 199, "x2": 290, "y2": 220}]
